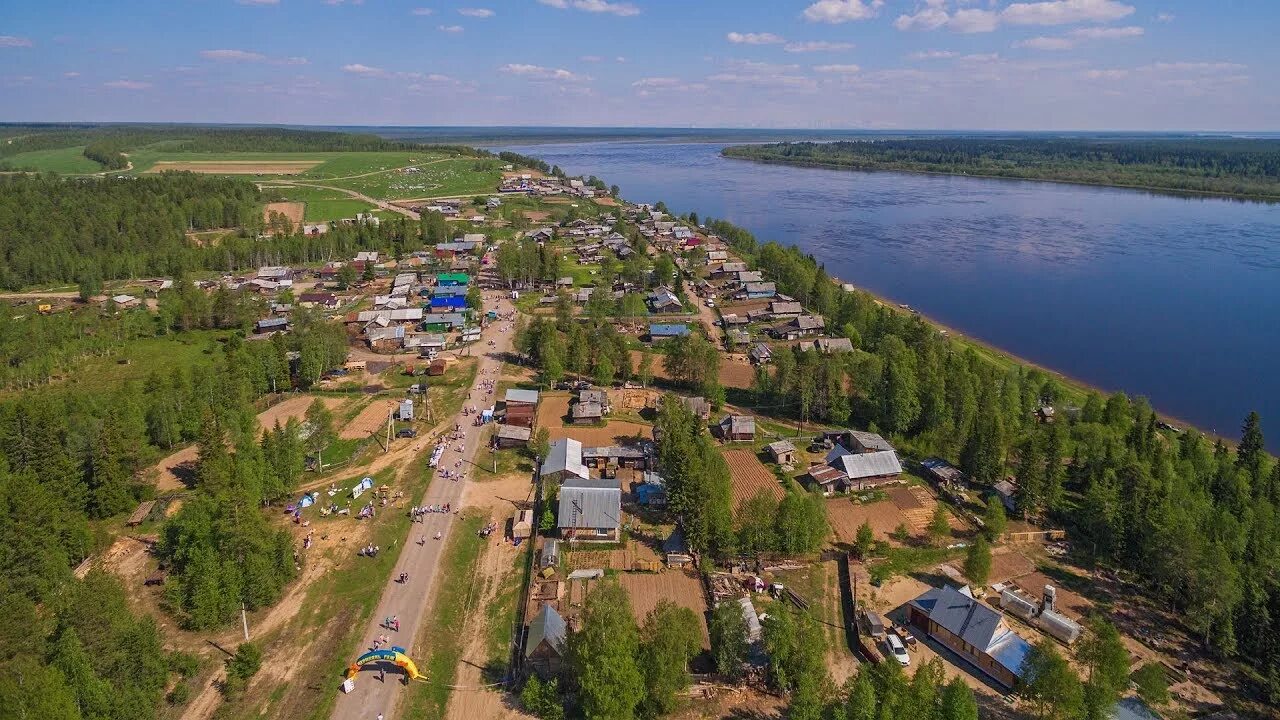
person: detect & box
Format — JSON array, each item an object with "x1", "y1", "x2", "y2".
[
  {"x1": 419, "y1": 535, "x2": 426, "y2": 545},
  {"x1": 435, "y1": 531, "x2": 442, "y2": 540}
]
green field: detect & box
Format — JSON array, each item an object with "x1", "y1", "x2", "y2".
[
  {"x1": 304, "y1": 199, "x2": 376, "y2": 222},
  {"x1": 3, "y1": 145, "x2": 105, "y2": 173}
]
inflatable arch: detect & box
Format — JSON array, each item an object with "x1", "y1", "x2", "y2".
[{"x1": 347, "y1": 647, "x2": 423, "y2": 681}]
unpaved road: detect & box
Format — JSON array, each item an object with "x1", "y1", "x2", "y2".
[{"x1": 330, "y1": 286, "x2": 514, "y2": 720}]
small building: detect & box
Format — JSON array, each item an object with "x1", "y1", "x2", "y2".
[
  {"x1": 719, "y1": 415, "x2": 756, "y2": 442},
  {"x1": 682, "y1": 396, "x2": 711, "y2": 421},
  {"x1": 749, "y1": 342, "x2": 773, "y2": 364},
  {"x1": 525, "y1": 603, "x2": 568, "y2": 678},
  {"x1": 921, "y1": 457, "x2": 966, "y2": 488},
  {"x1": 571, "y1": 402, "x2": 603, "y2": 425},
  {"x1": 769, "y1": 301, "x2": 803, "y2": 318},
  {"x1": 495, "y1": 424, "x2": 532, "y2": 449},
  {"x1": 398, "y1": 399, "x2": 414, "y2": 421},
  {"x1": 743, "y1": 281, "x2": 777, "y2": 299},
  {"x1": 907, "y1": 585, "x2": 1032, "y2": 689},
  {"x1": 513, "y1": 509, "x2": 534, "y2": 540},
  {"x1": 112, "y1": 294, "x2": 141, "y2": 310},
  {"x1": 578, "y1": 388, "x2": 609, "y2": 411},
  {"x1": 648, "y1": 323, "x2": 691, "y2": 341},
  {"x1": 505, "y1": 404, "x2": 535, "y2": 428},
  {"x1": 663, "y1": 528, "x2": 693, "y2": 568},
  {"x1": 647, "y1": 286, "x2": 683, "y2": 314},
  {"x1": 420, "y1": 313, "x2": 467, "y2": 332},
  {"x1": 582, "y1": 444, "x2": 650, "y2": 470},
  {"x1": 993, "y1": 479, "x2": 1019, "y2": 512},
  {"x1": 436, "y1": 272, "x2": 470, "y2": 287},
  {"x1": 766, "y1": 440, "x2": 796, "y2": 465},
  {"x1": 255, "y1": 316, "x2": 289, "y2": 333},
  {"x1": 541, "y1": 439, "x2": 590, "y2": 483},
  {"x1": 299, "y1": 292, "x2": 339, "y2": 309},
  {"x1": 505, "y1": 388, "x2": 541, "y2": 408},
  {"x1": 815, "y1": 337, "x2": 854, "y2": 354},
  {"x1": 557, "y1": 477, "x2": 622, "y2": 542},
  {"x1": 771, "y1": 314, "x2": 825, "y2": 340}
]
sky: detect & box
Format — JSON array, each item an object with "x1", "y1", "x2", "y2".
[{"x1": 2, "y1": 0, "x2": 1278, "y2": 130}]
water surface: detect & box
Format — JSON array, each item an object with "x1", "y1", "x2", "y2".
[{"x1": 501, "y1": 141, "x2": 1280, "y2": 448}]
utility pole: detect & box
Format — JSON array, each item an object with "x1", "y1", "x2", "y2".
[{"x1": 241, "y1": 602, "x2": 249, "y2": 642}]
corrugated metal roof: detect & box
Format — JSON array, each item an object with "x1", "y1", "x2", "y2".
[
  {"x1": 649, "y1": 324, "x2": 691, "y2": 336},
  {"x1": 557, "y1": 477, "x2": 621, "y2": 530},
  {"x1": 542, "y1": 438, "x2": 588, "y2": 480},
  {"x1": 526, "y1": 604, "x2": 566, "y2": 658},
  {"x1": 506, "y1": 389, "x2": 541, "y2": 405},
  {"x1": 738, "y1": 597, "x2": 762, "y2": 642},
  {"x1": 848, "y1": 430, "x2": 894, "y2": 452},
  {"x1": 832, "y1": 450, "x2": 902, "y2": 480}
]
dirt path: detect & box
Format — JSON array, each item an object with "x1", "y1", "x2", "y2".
[{"x1": 330, "y1": 288, "x2": 516, "y2": 720}]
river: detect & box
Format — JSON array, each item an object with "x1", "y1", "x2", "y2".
[{"x1": 498, "y1": 140, "x2": 1280, "y2": 449}]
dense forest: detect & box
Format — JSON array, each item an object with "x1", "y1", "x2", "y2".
[
  {"x1": 0, "y1": 297, "x2": 347, "y2": 717},
  {"x1": 701, "y1": 216, "x2": 1280, "y2": 703},
  {"x1": 0, "y1": 124, "x2": 486, "y2": 171},
  {"x1": 722, "y1": 137, "x2": 1280, "y2": 199}
]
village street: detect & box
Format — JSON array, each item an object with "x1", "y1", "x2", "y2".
[{"x1": 330, "y1": 285, "x2": 515, "y2": 720}]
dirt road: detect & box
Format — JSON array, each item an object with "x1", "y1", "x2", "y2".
[{"x1": 330, "y1": 287, "x2": 515, "y2": 720}]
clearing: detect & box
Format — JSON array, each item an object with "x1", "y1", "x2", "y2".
[
  {"x1": 629, "y1": 350, "x2": 755, "y2": 390},
  {"x1": 145, "y1": 160, "x2": 321, "y2": 174},
  {"x1": 723, "y1": 448, "x2": 784, "y2": 513},
  {"x1": 546, "y1": 420, "x2": 653, "y2": 445},
  {"x1": 258, "y1": 394, "x2": 346, "y2": 432},
  {"x1": 263, "y1": 201, "x2": 305, "y2": 226}
]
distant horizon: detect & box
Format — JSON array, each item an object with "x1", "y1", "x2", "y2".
[{"x1": 4, "y1": 121, "x2": 1280, "y2": 137}]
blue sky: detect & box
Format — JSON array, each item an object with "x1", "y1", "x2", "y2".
[{"x1": 2, "y1": 0, "x2": 1277, "y2": 130}]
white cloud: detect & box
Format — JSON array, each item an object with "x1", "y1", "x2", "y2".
[
  {"x1": 958, "y1": 52, "x2": 1000, "y2": 63},
  {"x1": 104, "y1": 79, "x2": 151, "y2": 89},
  {"x1": 540, "y1": 0, "x2": 639, "y2": 16},
  {"x1": 235, "y1": 0, "x2": 279, "y2": 5},
  {"x1": 803, "y1": 0, "x2": 883, "y2": 24},
  {"x1": 949, "y1": 9, "x2": 1001, "y2": 33},
  {"x1": 580, "y1": 55, "x2": 603, "y2": 62},
  {"x1": 201, "y1": 48, "x2": 265, "y2": 61},
  {"x1": 1016, "y1": 36, "x2": 1075, "y2": 50},
  {"x1": 1141, "y1": 61, "x2": 1246, "y2": 72},
  {"x1": 64, "y1": 71, "x2": 80, "y2": 78},
  {"x1": 631, "y1": 76, "x2": 708, "y2": 95},
  {"x1": 343, "y1": 63, "x2": 386, "y2": 76},
  {"x1": 814, "y1": 63, "x2": 861, "y2": 73},
  {"x1": 894, "y1": 8, "x2": 948, "y2": 31},
  {"x1": 708, "y1": 59, "x2": 816, "y2": 90},
  {"x1": 1156, "y1": 12, "x2": 1174, "y2": 22},
  {"x1": 438, "y1": 24, "x2": 464, "y2": 33},
  {"x1": 500, "y1": 63, "x2": 587, "y2": 81},
  {"x1": 1084, "y1": 68, "x2": 1129, "y2": 79},
  {"x1": 0, "y1": 35, "x2": 34, "y2": 48},
  {"x1": 896, "y1": 7, "x2": 999, "y2": 33},
  {"x1": 459, "y1": 7, "x2": 494, "y2": 17},
  {"x1": 909, "y1": 49, "x2": 956, "y2": 60},
  {"x1": 1002, "y1": 0, "x2": 1134, "y2": 26},
  {"x1": 727, "y1": 32, "x2": 784, "y2": 45},
  {"x1": 1069, "y1": 25, "x2": 1143, "y2": 38},
  {"x1": 410, "y1": 7, "x2": 434, "y2": 15},
  {"x1": 784, "y1": 40, "x2": 854, "y2": 53}
]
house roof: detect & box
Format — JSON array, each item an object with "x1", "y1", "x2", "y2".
[
  {"x1": 770, "y1": 301, "x2": 803, "y2": 314},
  {"x1": 817, "y1": 337, "x2": 854, "y2": 353},
  {"x1": 497, "y1": 424, "x2": 532, "y2": 441},
  {"x1": 720, "y1": 415, "x2": 755, "y2": 435},
  {"x1": 572, "y1": 402, "x2": 603, "y2": 419},
  {"x1": 526, "y1": 603, "x2": 567, "y2": 658},
  {"x1": 909, "y1": 585, "x2": 1030, "y2": 679},
  {"x1": 557, "y1": 477, "x2": 621, "y2": 529},
  {"x1": 578, "y1": 389, "x2": 607, "y2": 405},
  {"x1": 829, "y1": 449, "x2": 903, "y2": 480},
  {"x1": 506, "y1": 389, "x2": 541, "y2": 405},
  {"x1": 744, "y1": 282, "x2": 776, "y2": 294},
  {"x1": 421, "y1": 312, "x2": 467, "y2": 326},
  {"x1": 847, "y1": 430, "x2": 894, "y2": 453},
  {"x1": 738, "y1": 597, "x2": 762, "y2": 642},
  {"x1": 542, "y1": 438, "x2": 589, "y2": 480},
  {"x1": 794, "y1": 315, "x2": 825, "y2": 331},
  {"x1": 649, "y1": 324, "x2": 691, "y2": 337},
  {"x1": 767, "y1": 440, "x2": 796, "y2": 455}
]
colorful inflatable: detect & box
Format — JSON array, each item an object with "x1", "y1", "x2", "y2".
[{"x1": 347, "y1": 647, "x2": 423, "y2": 681}]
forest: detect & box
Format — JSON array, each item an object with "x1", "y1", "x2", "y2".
[
  {"x1": 701, "y1": 215, "x2": 1280, "y2": 703},
  {"x1": 0, "y1": 297, "x2": 347, "y2": 717},
  {"x1": 722, "y1": 137, "x2": 1280, "y2": 199}
]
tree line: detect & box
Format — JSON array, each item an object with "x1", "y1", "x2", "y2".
[
  {"x1": 723, "y1": 137, "x2": 1280, "y2": 199},
  {"x1": 704, "y1": 216, "x2": 1280, "y2": 701}
]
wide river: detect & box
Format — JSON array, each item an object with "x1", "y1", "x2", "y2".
[{"x1": 501, "y1": 141, "x2": 1280, "y2": 449}]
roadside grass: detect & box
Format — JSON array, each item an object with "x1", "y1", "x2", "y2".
[
  {"x1": 870, "y1": 545, "x2": 964, "y2": 584},
  {"x1": 483, "y1": 551, "x2": 529, "y2": 678},
  {"x1": 4, "y1": 145, "x2": 103, "y2": 173},
  {"x1": 400, "y1": 511, "x2": 488, "y2": 720}
]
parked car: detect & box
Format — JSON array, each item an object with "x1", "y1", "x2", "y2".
[
  {"x1": 397, "y1": 428, "x2": 417, "y2": 439},
  {"x1": 885, "y1": 634, "x2": 910, "y2": 667}
]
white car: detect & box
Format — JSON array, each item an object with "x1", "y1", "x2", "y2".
[
  {"x1": 885, "y1": 634, "x2": 910, "y2": 667},
  {"x1": 705, "y1": 299, "x2": 716, "y2": 308}
]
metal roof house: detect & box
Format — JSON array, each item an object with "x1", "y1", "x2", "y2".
[
  {"x1": 908, "y1": 585, "x2": 1032, "y2": 689},
  {"x1": 525, "y1": 603, "x2": 568, "y2": 677},
  {"x1": 557, "y1": 477, "x2": 622, "y2": 542},
  {"x1": 649, "y1": 324, "x2": 691, "y2": 340},
  {"x1": 719, "y1": 415, "x2": 756, "y2": 442},
  {"x1": 505, "y1": 388, "x2": 541, "y2": 407},
  {"x1": 541, "y1": 438, "x2": 589, "y2": 483}
]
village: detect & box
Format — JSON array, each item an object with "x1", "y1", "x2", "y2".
[{"x1": 11, "y1": 159, "x2": 1246, "y2": 720}]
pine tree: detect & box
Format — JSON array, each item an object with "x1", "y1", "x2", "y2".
[{"x1": 569, "y1": 582, "x2": 644, "y2": 720}]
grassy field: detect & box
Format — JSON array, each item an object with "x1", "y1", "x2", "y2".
[
  {"x1": 320, "y1": 157, "x2": 503, "y2": 200},
  {"x1": 304, "y1": 199, "x2": 377, "y2": 221},
  {"x1": 400, "y1": 512, "x2": 488, "y2": 720},
  {"x1": 3, "y1": 145, "x2": 105, "y2": 173}
]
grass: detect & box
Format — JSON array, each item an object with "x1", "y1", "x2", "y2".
[
  {"x1": 323, "y1": 157, "x2": 504, "y2": 200},
  {"x1": 3, "y1": 145, "x2": 104, "y2": 173},
  {"x1": 484, "y1": 552, "x2": 529, "y2": 675},
  {"x1": 870, "y1": 545, "x2": 964, "y2": 584},
  {"x1": 304, "y1": 199, "x2": 376, "y2": 222},
  {"x1": 400, "y1": 511, "x2": 488, "y2": 720}
]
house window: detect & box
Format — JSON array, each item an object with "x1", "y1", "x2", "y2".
[{"x1": 595, "y1": 528, "x2": 611, "y2": 537}]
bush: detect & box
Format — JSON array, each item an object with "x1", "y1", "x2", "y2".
[
  {"x1": 228, "y1": 642, "x2": 263, "y2": 682},
  {"x1": 1132, "y1": 663, "x2": 1170, "y2": 706},
  {"x1": 167, "y1": 681, "x2": 190, "y2": 705},
  {"x1": 520, "y1": 675, "x2": 565, "y2": 720}
]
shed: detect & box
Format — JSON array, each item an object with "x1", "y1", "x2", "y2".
[
  {"x1": 513, "y1": 509, "x2": 534, "y2": 540},
  {"x1": 525, "y1": 603, "x2": 568, "y2": 677},
  {"x1": 766, "y1": 440, "x2": 796, "y2": 465},
  {"x1": 505, "y1": 388, "x2": 541, "y2": 407},
  {"x1": 719, "y1": 415, "x2": 756, "y2": 442},
  {"x1": 495, "y1": 424, "x2": 532, "y2": 448},
  {"x1": 398, "y1": 399, "x2": 414, "y2": 421}
]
